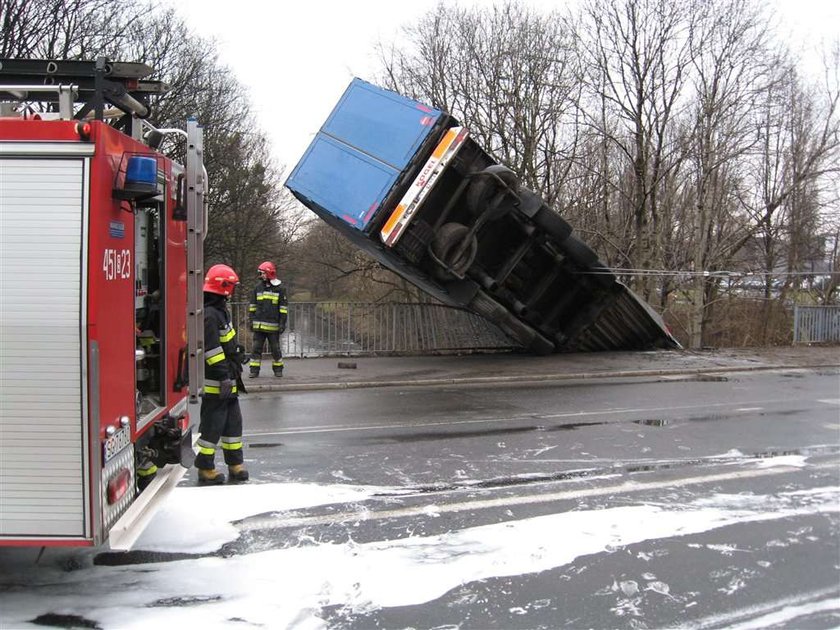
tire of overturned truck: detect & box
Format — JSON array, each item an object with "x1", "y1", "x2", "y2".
[
  {"x1": 469, "y1": 291, "x2": 555, "y2": 355},
  {"x1": 533, "y1": 207, "x2": 573, "y2": 243},
  {"x1": 465, "y1": 165, "x2": 519, "y2": 220},
  {"x1": 430, "y1": 222, "x2": 479, "y2": 278},
  {"x1": 586, "y1": 264, "x2": 617, "y2": 288},
  {"x1": 560, "y1": 236, "x2": 599, "y2": 267},
  {"x1": 560, "y1": 237, "x2": 615, "y2": 288}
]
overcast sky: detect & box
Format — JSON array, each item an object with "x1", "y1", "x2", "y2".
[{"x1": 164, "y1": 0, "x2": 839, "y2": 173}]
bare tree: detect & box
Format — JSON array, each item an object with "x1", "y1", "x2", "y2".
[
  {"x1": 288, "y1": 222, "x2": 424, "y2": 302},
  {"x1": 578, "y1": 0, "x2": 693, "y2": 301},
  {"x1": 378, "y1": 1, "x2": 581, "y2": 205},
  {"x1": 0, "y1": 0, "x2": 301, "y2": 285},
  {"x1": 677, "y1": 0, "x2": 775, "y2": 347},
  {"x1": 739, "y1": 57, "x2": 839, "y2": 306}
]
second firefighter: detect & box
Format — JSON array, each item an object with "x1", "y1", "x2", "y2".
[
  {"x1": 196, "y1": 263, "x2": 249, "y2": 485},
  {"x1": 248, "y1": 261, "x2": 288, "y2": 378}
]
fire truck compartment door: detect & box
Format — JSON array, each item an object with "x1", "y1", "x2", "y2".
[{"x1": 0, "y1": 156, "x2": 89, "y2": 539}]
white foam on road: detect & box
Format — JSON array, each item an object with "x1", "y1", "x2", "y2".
[
  {"x1": 132, "y1": 482, "x2": 411, "y2": 553},
  {"x1": 0, "y1": 483, "x2": 837, "y2": 629},
  {"x1": 682, "y1": 586, "x2": 840, "y2": 629}
]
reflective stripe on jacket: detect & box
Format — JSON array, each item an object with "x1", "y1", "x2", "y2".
[
  {"x1": 204, "y1": 294, "x2": 239, "y2": 397},
  {"x1": 249, "y1": 281, "x2": 288, "y2": 332}
]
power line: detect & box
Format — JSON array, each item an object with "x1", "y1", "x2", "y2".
[{"x1": 577, "y1": 268, "x2": 836, "y2": 278}]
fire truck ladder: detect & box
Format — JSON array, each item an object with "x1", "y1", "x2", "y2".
[
  {"x1": 0, "y1": 56, "x2": 167, "y2": 136},
  {"x1": 185, "y1": 118, "x2": 206, "y2": 402}
]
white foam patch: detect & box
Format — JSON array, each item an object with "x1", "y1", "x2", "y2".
[
  {"x1": 753, "y1": 455, "x2": 808, "y2": 469},
  {"x1": 0, "y1": 484, "x2": 837, "y2": 628},
  {"x1": 134, "y1": 482, "x2": 410, "y2": 552}
]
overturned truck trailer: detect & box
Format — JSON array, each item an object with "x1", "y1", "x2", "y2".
[{"x1": 286, "y1": 79, "x2": 679, "y2": 354}]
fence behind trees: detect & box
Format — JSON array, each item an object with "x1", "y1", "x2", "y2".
[{"x1": 793, "y1": 306, "x2": 840, "y2": 344}]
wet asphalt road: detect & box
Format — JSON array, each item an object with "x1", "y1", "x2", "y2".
[
  {"x1": 227, "y1": 367, "x2": 840, "y2": 628},
  {"x1": 1, "y1": 366, "x2": 837, "y2": 629}
]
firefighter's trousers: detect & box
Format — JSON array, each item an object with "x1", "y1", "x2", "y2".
[
  {"x1": 196, "y1": 396, "x2": 244, "y2": 470},
  {"x1": 250, "y1": 330, "x2": 283, "y2": 374}
]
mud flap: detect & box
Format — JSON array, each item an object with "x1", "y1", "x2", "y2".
[{"x1": 179, "y1": 426, "x2": 195, "y2": 469}]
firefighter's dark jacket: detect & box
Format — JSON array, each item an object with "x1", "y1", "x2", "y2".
[
  {"x1": 248, "y1": 279, "x2": 288, "y2": 333},
  {"x1": 204, "y1": 293, "x2": 242, "y2": 396}
]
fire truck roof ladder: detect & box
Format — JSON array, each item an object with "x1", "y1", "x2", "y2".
[{"x1": 0, "y1": 56, "x2": 168, "y2": 136}]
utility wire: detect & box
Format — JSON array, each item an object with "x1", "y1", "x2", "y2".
[{"x1": 577, "y1": 268, "x2": 836, "y2": 278}]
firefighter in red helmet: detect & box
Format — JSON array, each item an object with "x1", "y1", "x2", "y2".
[
  {"x1": 248, "y1": 260, "x2": 288, "y2": 378},
  {"x1": 196, "y1": 264, "x2": 249, "y2": 485}
]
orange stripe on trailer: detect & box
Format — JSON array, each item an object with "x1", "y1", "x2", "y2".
[
  {"x1": 432, "y1": 129, "x2": 458, "y2": 160},
  {"x1": 382, "y1": 203, "x2": 406, "y2": 237}
]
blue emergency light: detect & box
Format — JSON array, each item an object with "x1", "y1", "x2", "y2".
[
  {"x1": 114, "y1": 155, "x2": 159, "y2": 200},
  {"x1": 125, "y1": 156, "x2": 158, "y2": 193}
]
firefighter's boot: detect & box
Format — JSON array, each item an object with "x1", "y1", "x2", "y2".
[
  {"x1": 273, "y1": 367, "x2": 283, "y2": 378},
  {"x1": 228, "y1": 464, "x2": 250, "y2": 483},
  {"x1": 249, "y1": 369, "x2": 259, "y2": 379},
  {"x1": 197, "y1": 468, "x2": 226, "y2": 486}
]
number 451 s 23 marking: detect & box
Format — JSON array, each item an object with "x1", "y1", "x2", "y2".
[{"x1": 103, "y1": 248, "x2": 131, "y2": 281}]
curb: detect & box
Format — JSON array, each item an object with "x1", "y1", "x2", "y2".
[{"x1": 242, "y1": 363, "x2": 840, "y2": 394}]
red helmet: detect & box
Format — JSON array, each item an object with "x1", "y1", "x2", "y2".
[
  {"x1": 203, "y1": 264, "x2": 239, "y2": 296},
  {"x1": 257, "y1": 261, "x2": 276, "y2": 280}
]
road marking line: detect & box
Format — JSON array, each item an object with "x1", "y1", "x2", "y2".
[
  {"x1": 681, "y1": 585, "x2": 840, "y2": 630},
  {"x1": 246, "y1": 398, "x2": 800, "y2": 437},
  {"x1": 235, "y1": 461, "x2": 838, "y2": 532}
]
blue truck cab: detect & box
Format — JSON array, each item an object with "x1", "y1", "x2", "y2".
[{"x1": 287, "y1": 79, "x2": 678, "y2": 353}]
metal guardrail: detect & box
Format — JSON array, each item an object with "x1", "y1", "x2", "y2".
[
  {"x1": 229, "y1": 301, "x2": 518, "y2": 357},
  {"x1": 793, "y1": 305, "x2": 840, "y2": 344}
]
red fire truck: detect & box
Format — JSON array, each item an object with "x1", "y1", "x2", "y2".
[{"x1": 0, "y1": 58, "x2": 206, "y2": 549}]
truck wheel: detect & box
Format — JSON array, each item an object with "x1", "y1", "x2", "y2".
[
  {"x1": 533, "y1": 207, "x2": 572, "y2": 243},
  {"x1": 430, "y1": 222, "x2": 478, "y2": 278},
  {"x1": 469, "y1": 291, "x2": 555, "y2": 355},
  {"x1": 561, "y1": 236, "x2": 599, "y2": 268},
  {"x1": 561, "y1": 237, "x2": 615, "y2": 288},
  {"x1": 527, "y1": 333, "x2": 556, "y2": 355},
  {"x1": 465, "y1": 165, "x2": 519, "y2": 219},
  {"x1": 587, "y1": 262, "x2": 617, "y2": 288}
]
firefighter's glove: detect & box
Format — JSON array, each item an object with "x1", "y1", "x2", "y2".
[
  {"x1": 279, "y1": 327, "x2": 286, "y2": 335},
  {"x1": 236, "y1": 343, "x2": 249, "y2": 365},
  {"x1": 219, "y1": 379, "x2": 234, "y2": 400}
]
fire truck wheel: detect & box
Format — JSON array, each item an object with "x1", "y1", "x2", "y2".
[
  {"x1": 430, "y1": 222, "x2": 478, "y2": 277},
  {"x1": 465, "y1": 165, "x2": 519, "y2": 219}
]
